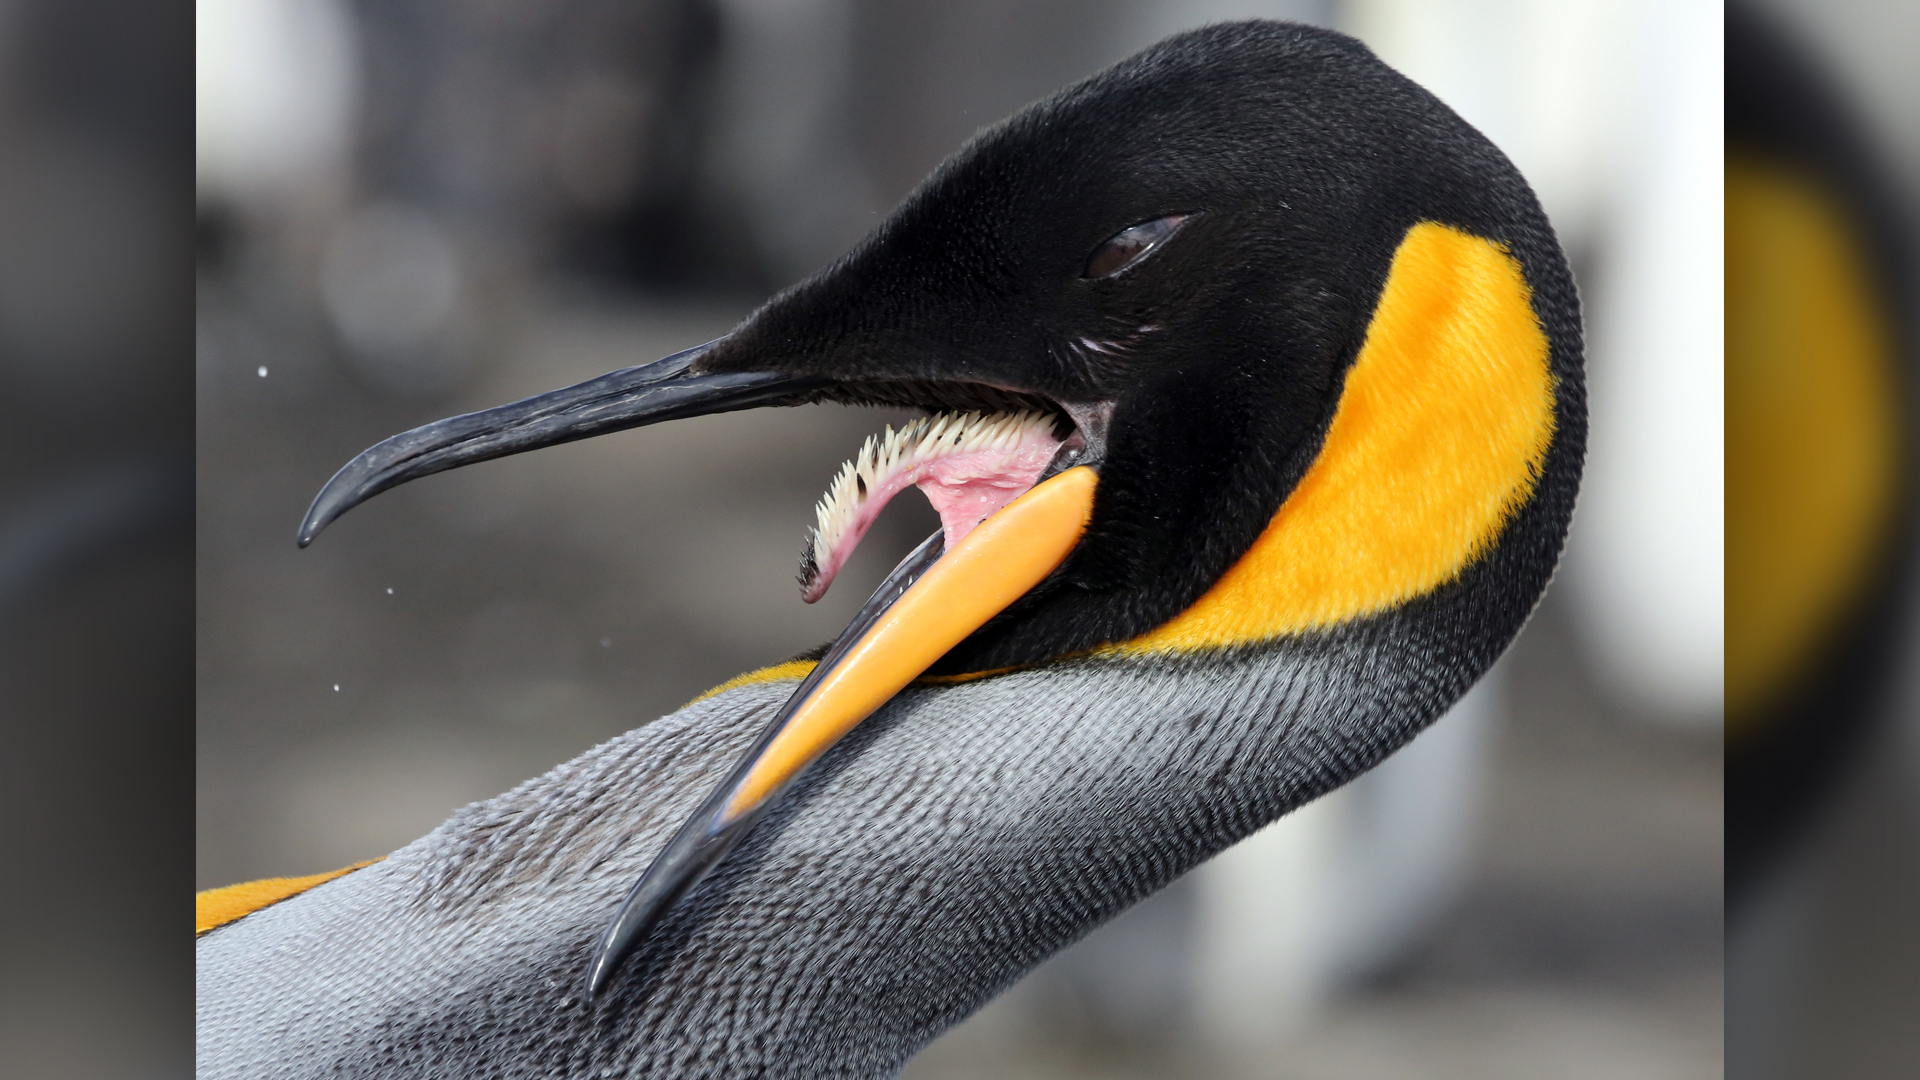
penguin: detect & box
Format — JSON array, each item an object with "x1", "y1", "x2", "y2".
[
  {"x1": 1725, "y1": 6, "x2": 1916, "y2": 908},
  {"x1": 197, "y1": 22, "x2": 1584, "y2": 1079}
]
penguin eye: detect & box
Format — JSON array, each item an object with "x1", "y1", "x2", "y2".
[{"x1": 1083, "y1": 214, "x2": 1189, "y2": 278}]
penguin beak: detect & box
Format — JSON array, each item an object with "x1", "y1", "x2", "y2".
[
  {"x1": 585, "y1": 463, "x2": 1093, "y2": 1001},
  {"x1": 297, "y1": 341, "x2": 825, "y2": 546},
  {"x1": 296, "y1": 339, "x2": 1100, "y2": 1000}
]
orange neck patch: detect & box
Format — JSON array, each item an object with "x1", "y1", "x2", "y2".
[
  {"x1": 1113, "y1": 222, "x2": 1555, "y2": 652},
  {"x1": 690, "y1": 658, "x2": 819, "y2": 705},
  {"x1": 195, "y1": 859, "x2": 382, "y2": 936}
]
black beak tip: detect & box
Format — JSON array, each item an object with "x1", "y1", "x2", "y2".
[
  {"x1": 583, "y1": 926, "x2": 637, "y2": 1007},
  {"x1": 295, "y1": 486, "x2": 349, "y2": 548},
  {"x1": 582, "y1": 916, "x2": 640, "y2": 1006}
]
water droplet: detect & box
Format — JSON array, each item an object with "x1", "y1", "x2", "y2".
[
  {"x1": 257, "y1": 366, "x2": 269, "y2": 378},
  {"x1": 332, "y1": 684, "x2": 340, "y2": 692},
  {"x1": 385, "y1": 587, "x2": 394, "y2": 595}
]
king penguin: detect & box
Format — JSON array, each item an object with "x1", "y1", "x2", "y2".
[{"x1": 197, "y1": 22, "x2": 1584, "y2": 1079}]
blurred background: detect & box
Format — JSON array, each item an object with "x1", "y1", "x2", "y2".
[
  {"x1": 1, "y1": 1, "x2": 189, "y2": 1078},
  {"x1": 1723, "y1": 3, "x2": 1920, "y2": 1080},
  {"x1": 0, "y1": 0, "x2": 1891, "y2": 1074}
]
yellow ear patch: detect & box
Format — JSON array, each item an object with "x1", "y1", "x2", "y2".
[
  {"x1": 1115, "y1": 222, "x2": 1555, "y2": 652},
  {"x1": 195, "y1": 859, "x2": 382, "y2": 936}
]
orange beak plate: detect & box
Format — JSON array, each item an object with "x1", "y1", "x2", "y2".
[{"x1": 585, "y1": 465, "x2": 1098, "y2": 1000}]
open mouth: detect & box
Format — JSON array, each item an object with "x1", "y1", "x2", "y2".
[
  {"x1": 292, "y1": 340, "x2": 1109, "y2": 1002},
  {"x1": 798, "y1": 410, "x2": 1065, "y2": 603}
]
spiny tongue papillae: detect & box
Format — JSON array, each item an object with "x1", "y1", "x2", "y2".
[{"x1": 798, "y1": 411, "x2": 1062, "y2": 602}]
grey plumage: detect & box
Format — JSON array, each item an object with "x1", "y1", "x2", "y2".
[{"x1": 197, "y1": 626, "x2": 1460, "y2": 1079}]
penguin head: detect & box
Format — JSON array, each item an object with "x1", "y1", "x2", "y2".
[
  {"x1": 301, "y1": 15, "x2": 1581, "y2": 744},
  {"x1": 684, "y1": 21, "x2": 1578, "y2": 671}
]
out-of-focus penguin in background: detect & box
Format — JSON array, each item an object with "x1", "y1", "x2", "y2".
[{"x1": 1726, "y1": 5, "x2": 1920, "y2": 1077}]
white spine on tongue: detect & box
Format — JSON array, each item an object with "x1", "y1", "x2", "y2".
[{"x1": 798, "y1": 410, "x2": 1062, "y2": 602}]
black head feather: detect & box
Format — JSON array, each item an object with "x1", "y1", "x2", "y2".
[{"x1": 697, "y1": 21, "x2": 1583, "y2": 673}]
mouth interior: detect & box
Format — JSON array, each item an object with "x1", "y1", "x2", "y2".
[{"x1": 798, "y1": 410, "x2": 1064, "y2": 602}]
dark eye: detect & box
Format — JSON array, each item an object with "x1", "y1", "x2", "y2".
[{"x1": 1083, "y1": 214, "x2": 1189, "y2": 278}]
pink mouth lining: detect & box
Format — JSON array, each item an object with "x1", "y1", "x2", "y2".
[{"x1": 799, "y1": 413, "x2": 1063, "y2": 603}]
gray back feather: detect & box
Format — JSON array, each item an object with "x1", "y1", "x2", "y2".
[{"x1": 197, "y1": 627, "x2": 1454, "y2": 1079}]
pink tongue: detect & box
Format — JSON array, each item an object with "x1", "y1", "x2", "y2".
[
  {"x1": 800, "y1": 424, "x2": 1063, "y2": 604},
  {"x1": 916, "y1": 444, "x2": 1058, "y2": 549}
]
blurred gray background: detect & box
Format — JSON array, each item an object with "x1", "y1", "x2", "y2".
[
  {"x1": 0, "y1": 1, "x2": 186, "y2": 1078},
  {"x1": 190, "y1": 1, "x2": 1739, "y2": 1078}
]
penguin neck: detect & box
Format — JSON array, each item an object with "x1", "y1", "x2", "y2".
[
  {"x1": 619, "y1": 633, "x2": 1463, "y2": 1068},
  {"x1": 197, "y1": 629, "x2": 1465, "y2": 1079},
  {"x1": 936, "y1": 220, "x2": 1558, "y2": 673}
]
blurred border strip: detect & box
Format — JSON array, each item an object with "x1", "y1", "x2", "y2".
[{"x1": 0, "y1": 454, "x2": 191, "y2": 619}]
